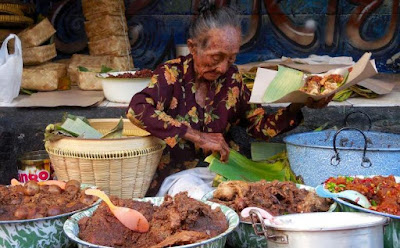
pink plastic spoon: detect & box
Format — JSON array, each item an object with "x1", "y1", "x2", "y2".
[
  {"x1": 241, "y1": 207, "x2": 283, "y2": 225},
  {"x1": 85, "y1": 188, "x2": 149, "y2": 233}
]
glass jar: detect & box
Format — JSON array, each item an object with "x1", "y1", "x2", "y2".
[{"x1": 18, "y1": 150, "x2": 54, "y2": 183}]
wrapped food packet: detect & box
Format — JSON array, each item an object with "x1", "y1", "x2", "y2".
[
  {"x1": 85, "y1": 15, "x2": 128, "y2": 41},
  {"x1": 88, "y1": 35, "x2": 131, "y2": 56},
  {"x1": 81, "y1": 0, "x2": 125, "y2": 21},
  {"x1": 22, "y1": 43, "x2": 56, "y2": 65},
  {"x1": 17, "y1": 18, "x2": 56, "y2": 47},
  {"x1": 22, "y1": 62, "x2": 67, "y2": 91}
]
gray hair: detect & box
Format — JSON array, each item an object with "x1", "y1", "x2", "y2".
[{"x1": 189, "y1": 2, "x2": 241, "y2": 48}]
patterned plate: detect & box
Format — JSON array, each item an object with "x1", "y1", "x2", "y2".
[
  {"x1": 64, "y1": 197, "x2": 240, "y2": 248},
  {"x1": 0, "y1": 184, "x2": 100, "y2": 248}
]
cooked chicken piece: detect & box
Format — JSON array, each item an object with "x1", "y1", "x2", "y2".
[
  {"x1": 213, "y1": 181, "x2": 250, "y2": 201},
  {"x1": 301, "y1": 75, "x2": 322, "y2": 95},
  {"x1": 301, "y1": 74, "x2": 343, "y2": 95},
  {"x1": 296, "y1": 191, "x2": 332, "y2": 213}
]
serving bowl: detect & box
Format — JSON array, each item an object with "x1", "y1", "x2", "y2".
[
  {"x1": 202, "y1": 184, "x2": 337, "y2": 248},
  {"x1": 64, "y1": 197, "x2": 239, "y2": 248},
  {"x1": 97, "y1": 70, "x2": 151, "y2": 103},
  {"x1": 0, "y1": 184, "x2": 99, "y2": 248}
]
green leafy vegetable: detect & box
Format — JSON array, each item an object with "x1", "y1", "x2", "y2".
[
  {"x1": 100, "y1": 65, "x2": 113, "y2": 73},
  {"x1": 20, "y1": 88, "x2": 37, "y2": 95},
  {"x1": 78, "y1": 66, "x2": 89, "y2": 72}
]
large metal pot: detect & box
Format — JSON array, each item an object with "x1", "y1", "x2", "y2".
[
  {"x1": 283, "y1": 127, "x2": 400, "y2": 186},
  {"x1": 250, "y1": 211, "x2": 387, "y2": 248},
  {"x1": 202, "y1": 184, "x2": 337, "y2": 248}
]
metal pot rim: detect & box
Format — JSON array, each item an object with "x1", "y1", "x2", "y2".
[
  {"x1": 283, "y1": 130, "x2": 400, "y2": 151},
  {"x1": 263, "y1": 212, "x2": 388, "y2": 232}
]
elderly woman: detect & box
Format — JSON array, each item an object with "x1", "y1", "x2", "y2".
[{"x1": 127, "y1": 4, "x2": 331, "y2": 196}]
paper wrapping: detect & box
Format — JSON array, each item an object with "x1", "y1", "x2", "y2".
[
  {"x1": 22, "y1": 43, "x2": 57, "y2": 65},
  {"x1": 250, "y1": 52, "x2": 378, "y2": 104},
  {"x1": 81, "y1": 0, "x2": 125, "y2": 21},
  {"x1": 22, "y1": 63, "x2": 67, "y2": 91},
  {"x1": 68, "y1": 54, "x2": 133, "y2": 84},
  {"x1": 17, "y1": 18, "x2": 56, "y2": 47},
  {"x1": 88, "y1": 35, "x2": 131, "y2": 56},
  {"x1": 85, "y1": 15, "x2": 128, "y2": 41}
]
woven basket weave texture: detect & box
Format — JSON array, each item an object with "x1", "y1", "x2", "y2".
[{"x1": 45, "y1": 119, "x2": 164, "y2": 199}]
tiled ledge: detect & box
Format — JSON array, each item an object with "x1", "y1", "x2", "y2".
[
  {"x1": 1, "y1": 80, "x2": 399, "y2": 108},
  {"x1": 98, "y1": 90, "x2": 400, "y2": 108}
]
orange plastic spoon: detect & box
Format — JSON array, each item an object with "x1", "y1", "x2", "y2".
[
  {"x1": 85, "y1": 188, "x2": 149, "y2": 233},
  {"x1": 10, "y1": 178, "x2": 21, "y2": 186},
  {"x1": 38, "y1": 180, "x2": 66, "y2": 190}
]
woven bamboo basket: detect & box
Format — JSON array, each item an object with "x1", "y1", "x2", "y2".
[{"x1": 45, "y1": 119, "x2": 165, "y2": 199}]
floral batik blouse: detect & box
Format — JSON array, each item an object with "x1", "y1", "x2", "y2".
[{"x1": 127, "y1": 54, "x2": 303, "y2": 196}]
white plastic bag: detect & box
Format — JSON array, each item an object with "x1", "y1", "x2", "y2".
[
  {"x1": 0, "y1": 34, "x2": 23, "y2": 103},
  {"x1": 156, "y1": 168, "x2": 216, "y2": 200}
]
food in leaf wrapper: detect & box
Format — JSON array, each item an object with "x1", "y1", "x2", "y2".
[
  {"x1": 22, "y1": 63, "x2": 67, "y2": 91},
  {"x1": 81, "y1": 0, "x2": 125, "y2": 21},
  {"x1": 17, "y1": 18, "x2": 56, "y2": 47},
  {"x1": 22, "y1": 43, "x2": 57, "y2": 65},
  {"x1": 88, "y1": 35, "x2": 131, "y2": 56},
  {"x1": 77, "y1": 71, "x2": 102, "y2": 91},
  {"x1": 85, "y1": 15, "x2": 128, "y2": 41}
]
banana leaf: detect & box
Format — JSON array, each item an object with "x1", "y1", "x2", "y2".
[
  {"x1": 262, "y1": 65, "x2": 305, "y2": 103},
  {"x1": 333, "y1": 88, "x2": 353, "y2": 102},
  {"x1": 59, "y1": 118, "x2": 103, "y2": 139},
  {"x1": 206, "y1": 149, "x2": 287, "y2": 182},
  {"x1": 251, "y1": 142, "x2": 286, "y2": 161},
  {"x1": 101, "y1": 117, "x2": 124, "y2": 139},
  {"x1": 350, "y1": 85, "x2": 379, "y2": 98}
]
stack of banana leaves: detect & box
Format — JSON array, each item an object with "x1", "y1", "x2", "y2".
[
  {"x1": 333, "y1": 85, "x2": 379, "y2": 102},
  {"x1": 206, "y1": 143, "x2": 303, "y2": 187},
  {"x1": 240, "y1": 68, "x2": 257, "y2": 91}
]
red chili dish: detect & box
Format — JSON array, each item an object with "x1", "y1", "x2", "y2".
[{"x1": 325, "y1": 175, "x2": 400, "y2": 215}]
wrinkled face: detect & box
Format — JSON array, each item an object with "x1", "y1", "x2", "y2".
[{"x1": 188, "y1": 26, "x2": 241, "y2": 81}]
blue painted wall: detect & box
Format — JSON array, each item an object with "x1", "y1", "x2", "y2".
[{"x1": 41, "y1": 0, "x2": 399, "y2": 73}]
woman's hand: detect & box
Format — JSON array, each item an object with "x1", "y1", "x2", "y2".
[
  {"x1": 305, "y1": 95, "x2": 334, "y2": 109},
  {"x1": 289, "y1": 95, "x2": 334, "y2": 113},
  {"x1": 184, "y1": 127, "x2": 230, "y2": 162}
]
